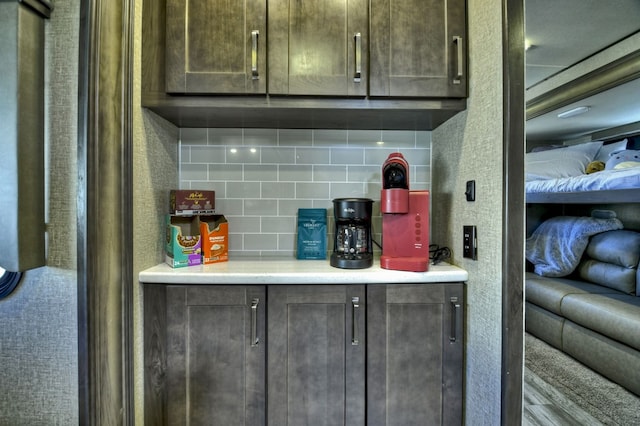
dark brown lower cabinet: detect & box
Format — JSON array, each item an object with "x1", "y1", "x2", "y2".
[
  {"x1": 164, "y1": 285, "x2": 266, "y2": 426},
  {"x1": 268, "y1": 285, "x2": 366, "y2": 426},
  {"x1": 367, "y1": 284, "x2": 465, "y2": 426},
  {"x1": 144, "y1": 282, "x2": 464, "y2": 426}
]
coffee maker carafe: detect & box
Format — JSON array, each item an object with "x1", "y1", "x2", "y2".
[
  {"x1": 330, "y1": 198, "x2": 374, "y2": 269},
  {"x1": 380, "y1": 153, "x2": 430, "y2": 272}
]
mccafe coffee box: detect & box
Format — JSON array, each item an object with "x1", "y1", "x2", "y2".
[
  {"x1": 165, "y1": 215, "x2": 202, "y2": 268},
  {"x1": 170, "y1": 190, "x2": 215, "y2": 215},
  {"x1": 199, "y1": 215, "x2": 229, "y2": 264}
]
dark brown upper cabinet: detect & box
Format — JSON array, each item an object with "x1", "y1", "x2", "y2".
[
  {"x1": 369, "y1": 0, "x2": 467, "y2": 98},
  {"x1": 141, "y1": 0, "x2": 468, "y2": 129},
  {"x1": 165, "y1": 0, "x2": 267, "y2": 94},
  {"x1": 268, "y1": 0, "x2": 368, "y2": 96}
]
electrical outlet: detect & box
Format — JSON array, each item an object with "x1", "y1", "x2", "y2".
[{"x1": 463, "y1": 225, "x2": 477, "y2": 260}]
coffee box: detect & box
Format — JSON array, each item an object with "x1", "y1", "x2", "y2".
[
  {"x1": 199, "y1": 215, "x2": 229, "y2": 264},
  {"x1": 165, "y1": 215, "x2": 202, "y2": 268},
  {"x1": 170, "y1": 190, "x2": 215, "y2": 215}
]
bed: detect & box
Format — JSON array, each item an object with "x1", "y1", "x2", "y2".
[{"x1": 525, "y1": 139, "x2": 640, "y2": 204}]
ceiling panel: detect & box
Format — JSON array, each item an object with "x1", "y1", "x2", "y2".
[{"x1": 525, "y1": 0, "x2": 640, "y2": 141}]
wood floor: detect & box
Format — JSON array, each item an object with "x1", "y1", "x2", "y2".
[{"x1": 523, "y1": 367, "x2": 604, "y2": 426}]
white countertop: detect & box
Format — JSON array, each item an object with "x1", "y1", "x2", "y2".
[{"x1": 139, "y1": 258, "x2": 468, "y2": 285}]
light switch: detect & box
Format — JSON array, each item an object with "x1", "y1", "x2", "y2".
[{"x1": 465, "y1": 180, "x2": 475, "y2": 201}]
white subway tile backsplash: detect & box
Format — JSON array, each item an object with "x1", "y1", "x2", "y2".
[
  {"x1": 227, "y1": 181, "x2": 261, "y2": 198},
  {"x1": 181, "y1": 163, "x2": 208, "y2": 181},
  {"x1": 179, "y1": 128, "x2": 431, "y2": 258},
  {"x1": 296, "y1": 182, "x2": 330, "y2": 199},
  {"x1": 313, "y1": 165, "x2": 347, "y2": 182},
  {"x1": 278, "y1": 199, "x2": 314, "y2": 215},
  {"x1": 347, "y1": 130, "x2": 383, "y2": 146},
  {"x1": 244, "y1": 199, "x2": 278, "y2": 216},
  {"x1": 262, "y1": 182, "x2": 296, "y2": 199},
  {"x1": 261, "y1": 147, "x2": 296, "y2": 164},
  {"x1": 347, "y1": 165, "x2": 380, "y2": 182},
  {"x1": 296, "y1": 147, "x2": 330, "y2": 164},
  {"x1": 215, "y1": 198, "x2": 243, "y2": 215},
  {"x1": 209, "y1": 164, "x2": 243, "y2": 181},
  {"x1": 261, "y1": 216, "x2": 296, "y2": 234},
  {"x1": 244, "y1": 233, "x2": 278, "y2": 250},
  {"x1": 278, "y1": 233, "x2": 296, "y2": 252},
  {"x1": 414, "y1": 166, "x2": 432, "y2": 185},
  {"x1": 330, "y1": 147, "x2": 364, "y2": 165},
  {"x1": 208, "y1": 128, "x2": 243, "y2": 145},
  {"x1": 381, "y1": 130, "x2": 415, "y2": 147},
  {"x1": 330, "y1": 182, "x2": 368, "y2": 199},
  {"x1": 279, "y1": 129, "x2": 313, "y2": 146},
  {"x1": 227, "y1": 147, "x2": 261, "y2": 164},
  {"x1": 190, "y1": 146, "x2": 227, "y2": 163},
  {"x1": 244, "y1": 128, "x2": 278, "y2": 146},
  {"x1": 180, "y1": 128, "x2": 207, "y2": 145},
  {"x1": 229, "y1": 216, "x2": 261, "y2": 233},
  {"x1": 313, "y1": 129, "x2": 348, "y2": 146},
  {"x1": 279, "y1": 165, "x2": 313, "y2": 182},
  {"x1": 244, "y1": 165, "x2": 277, "y2": 181}
]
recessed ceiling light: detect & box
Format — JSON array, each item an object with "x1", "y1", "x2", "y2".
[{"x1": 557, "y1": 106, "x2": 590, "y2": 119}]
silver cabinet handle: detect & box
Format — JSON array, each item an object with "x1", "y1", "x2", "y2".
[
  {"x1": 352, "y1": 296, "x2": 360, "y2": 345},
  {"x1": 450, "y1": 296, "x2": 461, "y2": 342},
  {"x1": 453, "y1": 36, "x2": 463, "y2": 84},
  {"x1": 251, "y1": 30, "x2": 259, "y2": 80},
  {"x1": 251, "y1": 298, "x2": 259, "y2": 346},
  {"x1": 354, "y1": 32, "x2": 362, "y2": 83}
]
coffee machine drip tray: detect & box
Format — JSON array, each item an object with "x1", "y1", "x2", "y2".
[{"x1": 330, "y1": 252, "x2": 373, "y2": 269}]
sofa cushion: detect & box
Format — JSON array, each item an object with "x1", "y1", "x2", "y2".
[
  {"x1": 578, "y1": 230, "x2": 640, "y2": 294},
  {"x1": 561, "y1": 293, "x2": 640, "y2": 351},
  {"x1": 577, "y1": 260, "x2": 637, "y2": 294},
  {"x1": 525, "y1": 272, "x2": 620, "y2": 315},
  {"x1": 585, "y1": 230, "x2": 640, "y2": 268}
]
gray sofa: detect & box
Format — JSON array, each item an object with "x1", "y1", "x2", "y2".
[{"x1": 525, "y1": 229, "x2": 640, "y2": 396}]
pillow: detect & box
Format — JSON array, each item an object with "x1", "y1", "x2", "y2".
[
  {"x1": 595, "y1": 139, "x2": 628, "y2": 163},
  {"x1": 577, "y1": 230, "x2": 640, "y2": 294},
  {"x1": 525, "y1": 215, "x2": 623, "y2": 277},
  {"x1": 525, "y1": 141, "x2": 603, "y2": 182},
  {"x1": 605, "y1": 149, "x2": 640, "y2": 170}
]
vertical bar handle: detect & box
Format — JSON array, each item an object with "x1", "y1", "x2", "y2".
[
  {"x1": 251, "y1": 298, "x2": 259, "y2": 346},
  {"x1": 450, "y1": 296, "x2": 461, "y2": 342},
  {"x1": 354, "y1": 33, "x2": 362, "y2": 83},
  {"x1": 251, "y1": 30, "x2": 259, "y2": 80},
  {"x1": 453, "y1": 36, "x2": 463, "y2": 84},
  {"x1": 351, "y1": 296, "x2": 360, "y2": 345}
]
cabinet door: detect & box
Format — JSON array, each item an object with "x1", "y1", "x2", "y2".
[
  {"x1": 268, "y1": 0, "x2": 368, "y2": 96},
  {"x1": 367, "y1": 283, "x2": 464, "y2": 426},
  {"x1": 165, "y1": 0, "x2": 266, "y2": 94},
  {"x1": 370, "y1": 0, "x2": 467, "y2": 98},
  {"x1": 166, "y1": 286, "x2": 266, "y2": 426},
  {"x1": 268, "y1": 285, "x2": 366, "y2": 426}
]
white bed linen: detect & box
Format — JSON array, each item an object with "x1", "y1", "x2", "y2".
[{"x1": 525, "y1": 167, "x2": 640, "y2": 194}]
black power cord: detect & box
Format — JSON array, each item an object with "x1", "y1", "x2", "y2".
[{"x1": 429, "y1": 244, "x2": 451, "y2": 265}]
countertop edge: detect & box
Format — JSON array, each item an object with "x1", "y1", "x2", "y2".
[{"x1": 138, "y1": 259, "x2": 468, "y2": 285}]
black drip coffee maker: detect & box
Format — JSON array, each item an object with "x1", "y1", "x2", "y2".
[{"x1": 330, "y1": 198, "x2": 373, "y2": 269}]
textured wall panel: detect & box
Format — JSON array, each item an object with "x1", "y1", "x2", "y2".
[
  {"x1": 432, "y1": 0, "x2": 505, "y2": 423},
  {"x1": 0, "y1": 1, "x2": 80, "y2": 424}
]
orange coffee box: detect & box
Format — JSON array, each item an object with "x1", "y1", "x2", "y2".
[{"x1": 199, "y1": 215, "x2": 228, "y2": 264}]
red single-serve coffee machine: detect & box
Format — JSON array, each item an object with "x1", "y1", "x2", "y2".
[{"x1": 380, "y1": 152, "x2": 430, "y2": 272}]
